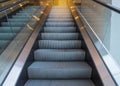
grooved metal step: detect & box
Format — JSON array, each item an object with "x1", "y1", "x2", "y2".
[
  {"x1": 34, "y1": 49, "x2": 85, "y2": 61},
  {"x1": 45, "y1": 22, "x2": 74, "y2": 27},
  {"x1": 47, "y1": 18, "x2": 73, "y2": 22},
  {"x1": 0, "y1": 40, "x2": 9, "y2": 47},
  {"x1": 41, "y1": 33, "x2": 79, "y2": 40},
  {"x1": 28, "y1": 62, "x2": 92, "y2": 79},
  {"x1": 0, "y1": 27, "x2": 21, "y2": 33},
  {"x1": 25, "y1": 80, "x2": 95, "y2": 86},
  {"x1": 38, "y1": 40, "x2": 82, "y2": 49},
  {"x1": 0, "y1": 33, "x2": 16, "y2": 40},
  {"x1": 44, "y1": 27, "x2": 76, "y2": 33}
]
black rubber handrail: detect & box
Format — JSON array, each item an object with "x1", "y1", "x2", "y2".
[
  {"x1": 0, "y1": 0, "x2": 24, "y2": 12},
  {"x1": 92, "y1": 0, "x2": 120, "y2": 14}
]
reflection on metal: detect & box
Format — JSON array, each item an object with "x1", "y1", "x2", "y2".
[
  {"x1": 46, "y1": 3, "x2": 49, "y2": 6},
  {"x1": 27, "y1": 24, "x2": 34, "y2": 31},
  {"x1": 10, "y1": 7, "x2": 13, "y2": 10},
  {"x1": 32, "y1": 15, "x2": 40, "y2": 21},
  {"x1": 80, "y1": 26, "x2": 84, "y2": 30},
  {"x1": 40, "y1": 1, "x2": 43, "y2": 5},
  {"x1": 19, "y1": 3, "x2": 23, "y2": 7},
  {"x1": 70, "y1": 7, "x2": 73, "y2": 9},
  {"x1": 71, "y1": 9, "x2": 75, "y2": 12},
  {"x1": 41, "y1": 11, "x2": 44, "y2": 14},
  {"x1": 70, "y1": 6, "x2": 74, "y2": 9},
  {"x1": 75, "y1": 16, "x2": 79, "y2": 20}
]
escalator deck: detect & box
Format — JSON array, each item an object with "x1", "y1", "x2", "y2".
[{"x1": 24, "y1": 6, "x2": 95, "y2": 86}]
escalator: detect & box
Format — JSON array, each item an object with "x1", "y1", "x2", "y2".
[
  {"x1": 0, "y1": 5, "x2": 44, "y2": 53},
  {"x1": 24, "y1": 6, "x2": 95, "y2": 86}
]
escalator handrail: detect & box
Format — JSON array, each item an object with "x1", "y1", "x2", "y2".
[
  {"x1": 0, "y1": 0, "x2": 24, "y2": 12},
  {"x1": 92, "y1": 0, "x2": 120, "y2": 14}
]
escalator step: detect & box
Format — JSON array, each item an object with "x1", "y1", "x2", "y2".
[
  {"x1": 0, "y1": 40, "x2": 10, "y2": 48},
  {"x1": 46, "y1": 22, "x2": 74, "y2": 27},
  {"x1": 28, "y1": 62, "x2": 92, "y2": 79},
  {"x1": 0, "y1": 27, "x2": 21, "y2": 33},
  {"x1": 0, "y1": 33, "x2": 16, "y2": 40},
  {"x1": 49, "y1": 13, "x2": 71, "y2": 15},
  {"x1": 16, "y1": 13, "x2": 34, "y2": 15},
  {"x1": 34, "y1": 49, "x2": 85, "y2": 61},
  {"x1": 38, "y1": 40, "x2": 82, "y2": 49},
  {"x1": 1, "y1": 22, "x2": 35, "y2": 27},
  {"x1": 1, "y1": 22, "x2": 26, "y2": 27},
  {"x1": 44, "y1": 27, "x2": 76, "y2": 33},
  {"x1": 15, "y1": 14, "x2": 33, "y2": 17},
  {"x1": 12, "y1": 16, "x2": 31, "y2": 18},
  {"x1": 47, "y1": 18, "x2": 73, "y2": 22},
  {"x1": 48, "y1": 15, "x2": 72, "y2": 18},
  {"x1": 41, "y1": 33, "x2": 79, "y2": 40},
  {"x1": 7, "y1": 19, "x2": 28, "y2": 22},
  {"x1": 25, "y1": 80, "x2": 95, "y2": 86}
]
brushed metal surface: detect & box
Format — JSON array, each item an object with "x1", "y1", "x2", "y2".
[{"x1": 70, "y1": 5, "x2": 116, "y2": 86}]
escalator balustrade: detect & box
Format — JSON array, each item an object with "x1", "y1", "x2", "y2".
[{"x1": 0, "y1": 6, "x2": 45, "y2": 53}]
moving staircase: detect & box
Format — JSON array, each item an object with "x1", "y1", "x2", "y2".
[
  {"x1": 24, "y1": 6, "x2": 95, "y2": 86},
  {"x1": 0, "y1": 6, "x2": 44, "y2": 53}
]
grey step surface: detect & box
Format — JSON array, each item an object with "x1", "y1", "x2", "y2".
[
  {"x1": 41, "y1": 33, "x2": 79, "y2": 40},
  {"x1": 39, "y1": 40, "x2": 82, "y2": 49},
  {"x1": 28, "y1": 62, "x2": 92, "y2": 79},
  {"x1": 49, "y1": 13, "x2": 71, "y2": 15},
  {"x1": 34, "y1": 49, "x2": 85, "y2": 61},
  {"x1": 48, "y1": 15, "x2": 72, "y2": 18},
  {"x1": 7, "y1": 19, "x2": 28, "y2": 22},
  {"x1": 45, "y1": 22, "x2": 74, "y2": 27},
  {"x1": 44, "y1": 27, "x2": 76, "y2": 33},
  {"x1": 0, "y1": 33, "x2": 16, "y2": 40},
  {"x1": 15, "y1": 14, "x2": 33, "y2": 17},
  {"x1": 12, "y1": 16, "x2": 31, "y2": 18},
  {"x1": 47, "y1": 18, "x2": 73, "y2": 22},
  {"x1": 0, "y1": 27, "x2": 21, "y2": 33},
  {"x1": 1, "y1": 22, "x2": 26, "y2": 27},
  {"x1": 0, "y1": 40, "x2": 9, "y2": 48},
  {"x1": 25, "y1": 80, "x2": 95, "y2": 86}
]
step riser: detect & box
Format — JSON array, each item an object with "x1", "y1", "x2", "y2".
[
  {"x1": 44, "y1": 27, "x2": 76, "y2": 33},
  {"x1": 0, "y1": 41, "x2": 9, "y2": 47},
  {"x1": 48, "y1": 16, "x2": 72, "y2": 18},
  {"x1": 39, "y1": 40, "x2": 81, "y2": 49},
  {"x1": 41, "y1": 33, "x2": 79, "y2": 40},
  {"x1": 28, "y1": 62, "x2": 92, "y2": 79},
  {"x1": 47, "y1": 19, "x2": 73, "y2": 22},
  {"x1": 46, "y1": 22, "x2": 74, "y2": 27},
  {"x1": 28, "y1": 69, "x2": 91, "y2": 79},
  {"x1": 25, "y1": 80, "x2": 95, "y2": 86},
  {"x1": 34, "y1": 49, "x2": 85, "y2": 61}
]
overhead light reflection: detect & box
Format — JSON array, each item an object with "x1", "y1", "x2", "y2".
[
  {"x1": 19, "y1": 4, "x2": 23, "y2": 7},
  {"x1": 32, "y1": 15, "x2": 40, "y2": 21},
  {"x1": 75, "y1": 16, "x2": 79, "y2": 20},
  {"x1": 27, "y1": 24, "x2": 34, "y2": 31}
]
